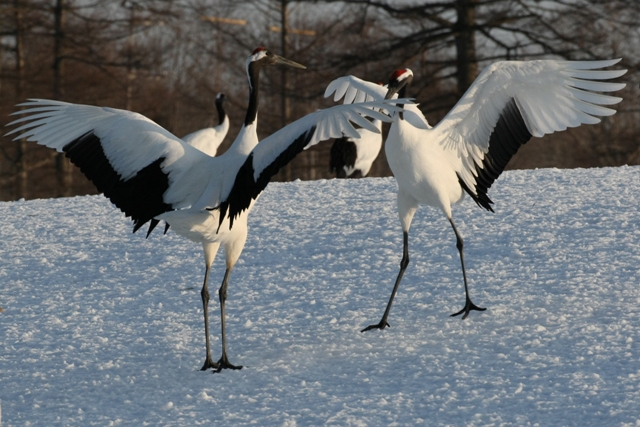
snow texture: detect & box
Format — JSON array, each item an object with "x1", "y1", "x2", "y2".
[{"x1": 1, "y1": 166, "x2": 639, "y2": 426}]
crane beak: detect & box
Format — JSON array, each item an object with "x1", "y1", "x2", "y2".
[
  {"x1": 384, "y1": 76, "x2": 412, "y2": 100},
  {"x1": 384, "y1": 86, "x2": 400, "y2": 100},
  {"x1": 272, "y1": 54, "x2": 307, "y2": 70},
  {"x1": 384, "y1": 70, "x2": 413, "y2": 99}
]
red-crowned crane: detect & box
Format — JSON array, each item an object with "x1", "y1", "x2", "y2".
[
  {"x1": 182, "y1": 92, "x2": 230, "y2": 157},
  {"x1": 325, "y1": 59, "x2": 627, "y2": 332},
  {"x1": 329, "y1": 118, "x2": 383, "y2": 178},
  {"x1": 6, "y1": 47, "x2": 401, "y2": 371}
]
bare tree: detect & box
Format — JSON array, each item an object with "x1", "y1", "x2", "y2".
[
  {"x1": 0, "y1": 0, "x2": 639, "y2": 201},
  {"x1": 14, "y1": 0, "x2": 27, "y2": 199},
  {"x1": 52, "y1": 0, "x2": 75, "y2": 196},
  {"x1": 302, "y1": 0, "x2": 640, "y2": 169}
]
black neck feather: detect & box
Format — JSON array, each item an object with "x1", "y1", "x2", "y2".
[
  {"x1": 398, "y1": 84, "x2": 409, "y2": 120},
  {"x1": 244, "y1": 62, "x2": 261, "y2": 126},
  {"x1": 398, "y1": 84, "x2": 408, "y2": 99},
  {"x1": 216, "y1": 99, "x2": 226, "y2": 125}
]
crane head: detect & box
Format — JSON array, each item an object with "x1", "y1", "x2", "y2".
[
  {"x1": 385, "y1": 69, "x2": 414, "y2": 99},
  {"x1": 215, "y1": 92, "x2": 227, "y2": 105},
  {"x1": 247, "y1": 47, "x2": 306, "y2": 70}
]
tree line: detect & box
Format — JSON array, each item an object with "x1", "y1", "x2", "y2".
[{"x1": 1, "y1": 0, "x2": 638, "y2": 201}]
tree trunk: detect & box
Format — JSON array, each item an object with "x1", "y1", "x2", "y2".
[
  {"x1": 15, "y1": 0, "x2": 28, "y2": 200},
  {"x1": 279, "y1": 0, "x2": 293, "y2": 181},
  {"x1": 53, "y1": 0, "x2": 73, "y2": 197},
  {"x1": 280, "y1": 0, "x2": 290, "y2": 129},
  {"x1": 125, "y1": 4, "x2": 136, "y2": 111},
  {"x1": 454, "y1": 0, "x2": 478, "y2": 95}
]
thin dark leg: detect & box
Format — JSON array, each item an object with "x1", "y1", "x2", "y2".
[
  {"x1": 214, "y1": 267, "x2": 242, "y2": 372},
  {"x1": 200, "y1": 266, "x2": 219, "y2": 371},
  {"x1": 448, "y1": 218, "x2": 486, "y2": 319},
  {"x1": 362, "y1": 231, "x2": 410, "y2": 332}
]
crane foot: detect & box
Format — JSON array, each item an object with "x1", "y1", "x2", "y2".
[
  {"x1": 451, "y1": 298, "x2": 486, "y2": 319},
  {"x1": 200, "y1": 357, "x2": 220, "y2": 371},
  {"x1": 213, "y1": 355, "x2": 243, "y2": 373},
  {"x1": 361, "y1": 320, "x2": 391, "y2": 333}
]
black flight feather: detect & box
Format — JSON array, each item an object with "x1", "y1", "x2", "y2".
[
  {"x1": 460, "y1": 98, "x2": 533, "y2": 211},
  {"x1": 217, "y1": 126, "x2": 317, "y2": 231},
  {"x1": 62, "y1": 131, "x2": 173, "y2": 234}
]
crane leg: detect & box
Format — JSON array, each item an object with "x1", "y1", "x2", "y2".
[
  {"x1": 200, "y1": 265, "x2": 219, "y2": 371},
  {"x1": 448, "y1": 217, "x2": 486, "y2": 319},
  {"x1": 362, "y1": 231, "x2": 410, "y2": 332},
  {"x1": 214, "y1": 267, "x2": 243, "y2": 372}
]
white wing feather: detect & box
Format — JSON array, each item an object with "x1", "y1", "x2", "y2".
[
  {"x1": 324, "y1": 76, "x2": 387, "y2": 103},
  {"x1": 6, "y1": 99, "x2": 216, "y2": 210},
  {"x1": 433, "y1": 59, "x2": 626, "y2": 192},
  {"x1": 437, "y1": 59, "x2": 625, "y2": 142},
  {"x1": 250, "y1": 101, "x2": 398, "y2": 183},
  {"x1": 325, "y1": 75, "x2": 429, "y2": 129}
]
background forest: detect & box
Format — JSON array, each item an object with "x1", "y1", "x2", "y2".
[{"x1": 0, "y1": 0, "x2": 639, "y2": 201}]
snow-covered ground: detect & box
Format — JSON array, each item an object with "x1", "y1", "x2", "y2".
[{"x1": 1, "y1": 166, "x2": 639, "y2": 426}]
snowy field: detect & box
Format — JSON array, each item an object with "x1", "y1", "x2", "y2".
[{"x1": 1, "y1": 166, "x2": 639, "y2": 426}]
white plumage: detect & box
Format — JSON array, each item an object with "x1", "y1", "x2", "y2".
[
  {"x1": 182, "y1": 92, "x2": 229, "y2": 156},
  {"x1": 330, "y1": 118, "x2": 383, "y2": 178},
  {"x1": 326, "y1": 59, "x2": 626, "y2": 331},
  {"x1": 6, "y1": 47, "x2": 400, "y2": 371}
]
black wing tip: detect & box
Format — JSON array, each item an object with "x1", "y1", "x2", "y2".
[
  {"x1": 218, "y1": 125, "x2": 318, "y2": 233},
  {"x1": 457, "y1": 173, "x2": 495, "y2": 212},
  {"x1": 63, "y1": 131, "x2": 174, "y2": 234},
  {"x1": 145, "y1": 219, "x2": 160, "y2": 238},
  {"x1": 460, "y1": 98, "x2": 532, "y2": 211}
]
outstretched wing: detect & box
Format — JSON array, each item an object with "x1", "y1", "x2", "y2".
[
  {"x1": 325, "y1": 75, "x2": 428, "y2": 129},
  {"x1": 324, "y1": 76, "x2": 388, "y2": 103},
  {"x1": 433, "y1": 59, "x2": 626, "y2": 211},
  {"x1": 217, "y1": 101, "x2": 399, "y2": 229},
  {"x1": 6, "y1": 99, "x2": 217, "y2": 233}
]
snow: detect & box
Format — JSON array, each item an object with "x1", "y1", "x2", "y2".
[{"x1": 1, "y1": 166, "x2": 640, "y2": 426}]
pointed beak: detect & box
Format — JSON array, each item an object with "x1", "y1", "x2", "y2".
[
  {"x1": 272, "y1": 54, "x2": 306, "y2": 70},
  {"x1": 384, "y1": 86, "x2": 400, "y2": 100},
  {"x1": 384, "y1": 75, "x2": 412, "y2": 99}
]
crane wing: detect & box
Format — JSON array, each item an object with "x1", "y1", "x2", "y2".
[
  {"x1": 324, "y1": 75, "x2": 388, "y2": 103},
  {"x1": 433, "y1": 59, "x2": 626, "y2": 211},
  {"x1": 325, "y1": 75, "x2": 428, "y2": 129},
  {"x1": 6, "y1": 99, "x2": 218, "y2": 233},
  {"x1": 216, "y1": 101, "x2": 399, "y2": 229}
]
